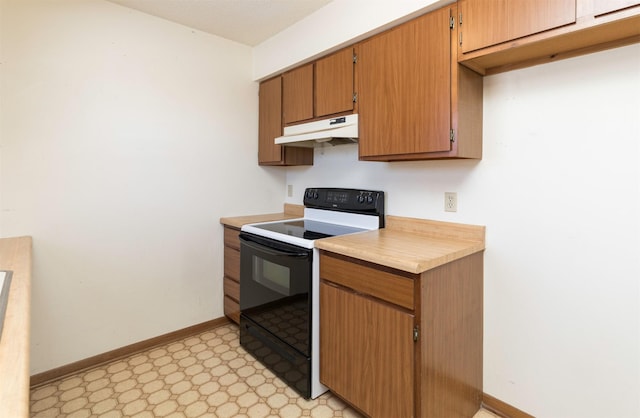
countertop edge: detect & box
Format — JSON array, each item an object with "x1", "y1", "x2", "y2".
[
  {"x1": 316, "y1": 217, "x2": 486, "y2": 274},
  {"x1": 0, "y1": 236, "x2": 32, "y2": 418},
  {"x1": 316, "y1": 238, "x2": 485, "y2": 274},
  {"x1": 220, "y1": 212, "x2": 301, "y2": 229},
  {"x1": 220, "y1": 210, "x2": 486, "y2": 274},
  {"x1": 220, "y1": 204, "x2": 304, "y2": 229}
]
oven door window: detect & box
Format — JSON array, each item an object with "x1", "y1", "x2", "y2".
[
  {"x1": 239, "y1": 233, "x2": 312, "y2": 313},
  {"x1": 253, "y1": 256, "x2": 291, "y2": 296}
]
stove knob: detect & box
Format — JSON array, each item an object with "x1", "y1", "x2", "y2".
[
  {"x1": 366, "y1": 195, "x2": 373, "y2": 204},
  {"x1": 357, "y1": 195, "x2": 365, "y2": 204},
  {"x1": 313, "y1": 192, "x2": 319, "y2": 199}
]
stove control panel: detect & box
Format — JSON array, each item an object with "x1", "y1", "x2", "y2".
[{"x1": 303, "y1": 188, "x2": 385, "y2": 221}]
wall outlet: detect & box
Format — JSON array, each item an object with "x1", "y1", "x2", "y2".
[
  {"x1": 444, "y1": 192, "x2": 457, "y2": 212},
  {"x1": 287, "y1": 184, "x2": 293, "y2": 197}
]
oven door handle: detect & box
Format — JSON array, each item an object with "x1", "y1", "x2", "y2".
[{"x1": 240, "y1": 235, "x2": 310, "y2": 258}]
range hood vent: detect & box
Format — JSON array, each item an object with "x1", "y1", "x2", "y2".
[{"x1": 275, "y1": 114, "x2": 358, "y2": 148}]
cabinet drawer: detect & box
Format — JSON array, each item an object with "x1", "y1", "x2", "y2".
[
  {"x1": 320, "y1": 252, "x2": 415, "y2": 310},
  {"x1": 224, "y1": 227, "x2": 240, "y2": 250},
  {"x1": 224, "y1": 295, "x2": 240, "y2": 324},
  {"x1": 224, "y1": 247, "x2": 240, "y2": 281},
  {"x1": 224, "y1": 276, "x2": 239, "y2": 302}
]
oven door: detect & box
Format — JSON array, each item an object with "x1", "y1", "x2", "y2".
[
  {"x1": 239, "y1": 232, "x2": 313, "y2": 398},
  {"x1": 239, "y1": 232, "x2": 312, "y2": 355}
]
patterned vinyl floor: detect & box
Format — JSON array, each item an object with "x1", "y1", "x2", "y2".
[{"x1": 29, "y1": 323, "x2": 498, "y2": 418}]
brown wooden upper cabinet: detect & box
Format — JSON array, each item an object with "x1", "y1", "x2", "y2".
[
  {"x1": 258, "y1": 0, "x2": 639, "y2": 165},
  {"x1": 258, "y1": 76, "x2": 313, "y2": 166},
  {"x1": 282, "y1": 63, "x2": 314, "y2": 125},
  {"x1": 282, "y1": 48, "x2": 355, "y2": 126},
  {"x1": 458, "y1": 0, "x2": 640, "y2": 75},
  {"x1": 458, "y1": 0, "x2": 576, "y2": 54},
  {"x1": 315, "y1": 48, "x2": 355, "y2": 118},
  {"x1": 590, "y1": 0, "x2": 640, "y2": 16},
  {"x1": 357, "y1": 5, "x2": 482, "y2": 161}
]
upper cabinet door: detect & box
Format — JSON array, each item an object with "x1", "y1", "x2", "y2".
[
  {"x1": 590, "y1": 0, "x2": 640, "y2": 16},
  {"x1": 282, "y1": 63, "x2": 314, "y2": 125},
  {"x1": 357, "y1": 6, "x2": 452, "y2": 159},
  {"x1": 258, "y1": 76, "x2": 284, "y2": 165},
  {"x1": 459, "y1": 0, "x2": 576, "y2": 53},
  {"x1": 315, "y1": 48, "x2": 355, "y2": 118},
  {"x1": 258, "y1": 76, "x2": 314, "y2": 166}
]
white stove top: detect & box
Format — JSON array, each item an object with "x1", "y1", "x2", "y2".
[{"x1": 241, "y1": 208, "x2": 381, "y2": 249}]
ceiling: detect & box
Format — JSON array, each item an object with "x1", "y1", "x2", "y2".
[{"x1": 107, "y1": 0, "x2": 333, "y2": 46}]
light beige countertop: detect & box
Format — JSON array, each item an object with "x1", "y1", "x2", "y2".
[
  {"x1": 0, "y1": 236, "x2": 32, "y2": 418},
  {"x1": 220, "y1": 203, "x2": 303, "y2": 229},
  {"x1": 315, "y1": 216, "x2": 485, "y2": 274},
  {"x1": 222, "y1": 206, "x2": 485, "y2": 275}
]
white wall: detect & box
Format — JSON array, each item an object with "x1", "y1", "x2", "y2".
[
  {"x1": 0, "y1": 0, "x2": 286, "y2": 374},
  {"x1": 262, "y1": 9, "x2": 640, "y2": 418}
]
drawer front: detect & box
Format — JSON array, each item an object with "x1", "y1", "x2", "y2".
[
  {"x1": 224, "y1": 227, "x2": 241, "y2": 250},
  {"x1": 224, "y1": 276, "x2": 240, "y2": 301},
  {"x1": 320, "y1": 252, "x2": 415, "y2": 310},
  {"x1": 224, "y1": 247, "x2": 240, "y2": 281},
  {"x1": 224, "y1": 295, "x2": 240, "y2": 324}
]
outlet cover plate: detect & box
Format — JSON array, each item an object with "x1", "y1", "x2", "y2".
[{"x1": 445, "y1": 192, "x2": 457, "y2": 212}]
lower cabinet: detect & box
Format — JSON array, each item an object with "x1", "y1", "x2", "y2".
[
  {"x1": 320, "y1": 282, "x2": 415, "y2": 417},
  {"x1": 222, "y1": 226, "x2": 241, "y2": 324},
  {"x1": 319, "y1": 251, "x2": 483, "y2": 418}
]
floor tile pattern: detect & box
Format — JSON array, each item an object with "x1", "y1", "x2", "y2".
[
  {"x1": 30, "y1": 323, "x2": 499, "y2": 418},
  {"x1": 30, "y1": 324, "x2": 363, "y2": 418}
]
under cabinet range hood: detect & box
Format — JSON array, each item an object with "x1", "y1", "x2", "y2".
[{"x1": 275, "y1": 114, "x2": 358, "y2": 148}]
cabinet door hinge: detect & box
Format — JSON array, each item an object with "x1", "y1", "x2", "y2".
[
  {"x1": 450, "y1": 129, "x2": 455, "y2": 143},
  {"x1": 353, "y1": 92, "x2": 358, "y2": 103},
  {"x1": 458, "y1": 12, "x2": 463, "y2": 45},
  {"x1": 413, "y1": 326, "x2": 419, "y2": 342},
  {"x1": 353, "y1": 53, "x2": 357, "y2": 64},
  {"x1": 449, "y1": 15, "x2": 455, "y2": 29}
]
